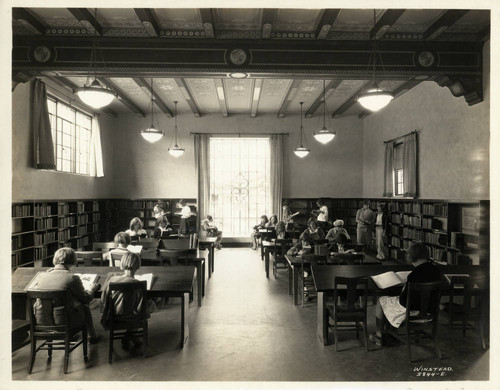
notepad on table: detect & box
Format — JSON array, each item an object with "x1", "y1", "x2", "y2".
[{"x1": 371, "y1": 271, "x2": 411, "y2": 289}]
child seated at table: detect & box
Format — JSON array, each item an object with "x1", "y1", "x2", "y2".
[
  {"x1": 104, "y1": 232, "x2": 131, "y2": 266},
  {"x1": 202, "y1": 215, "x2": 222, "y2": 250},
  {"x1": 275, "y1": 221, "x2": 287, "y2": 240},
  {"x1": 250, "y1": 215, "x2": 268, "y2": 250},
  {"x1": 100, "y1": 252, "x2": 155, "y2": 351},
  {"x1": 125, "y1": 217, "x2": 148, "y2": 239},
  {"x1": 329, "y1": 232, "x2": 355, "y2": 254},
  {"x1": 266, "y1": 214, "x2": 278, "y2": 228},
  {"x1": 153, "y1": 215, "x2": 174, "y2": 238},
  {"x1": 287, "y1": 218, "x2": 325, "y2": 255},
  {"x1": 326, "y1": 219, "x2": 351, "y2": 243}
]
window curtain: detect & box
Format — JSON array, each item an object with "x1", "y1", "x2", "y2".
[
  {"x1": 89, "y1": 115, "x2": 104, "y2": 177},
  {"x1": 195, "y1": 134, "x2": 210, "y2": 231},
  {"x1": 402, "y1": 132, "x2": 418, "y2": 197},
  {"x1": 32, "y1": 79, "x2": 56, "y2": 169},
  {"x1": 383, "y1": 142, "x2": 394, "y2": 197},
  {"x1": 269, "y1": 134, "x2": 284, "y2": 219}
]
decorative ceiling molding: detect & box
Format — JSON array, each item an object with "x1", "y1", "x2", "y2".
[
  {"x1": 67, "y1": 8, "x2": 103, "y2": 36},
  {"x1": 213, "y1": 78, "x2": 228, "y2": 117},
  {"x1": 134, "y1": 9, "x2": 160, "y2": 37},
  {"x1": 13, "y1": 8, "x2": 46, "y2": 35},
  {"x1": 315, "y1": 9, "x2": 341, "y2": 40},
  {"x1": 370, "y1": 9, "x2": 406, "y2": 40},
  {"x1": 250, "y1": 78, "x2": 263, "y2": 117},
  {"x1": 261, "y1": 9, "x2": 276, "y2": 39},
  {"x1": 424, "y1": 10, "x2": 470, "y2": 40},
  {"x1": 199, "y1": 9, "x2": 215, "y2": 38}
]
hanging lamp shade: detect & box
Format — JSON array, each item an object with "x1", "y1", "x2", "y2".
[
  {"x1": 313, "y1": 80, "x2": 336, "y2": 144},
  {"x1": 168, "y1": 101, "x2": 185, "y2": 157},
  {"x1": 140, "y1": 78, "x2": 163, "y2": 143},
  {"x1": 293, "y1": 102, "x2": 310, "y2": 158},
  {"x1": 75, "y1": 79, "x2": 116, "y2": 109},
  {"x1": 357, "y1": 9, "x2": 394, "y2": 113},
  {"x1": 358, "y1": 86, "x2": 394, "y2": 112}
]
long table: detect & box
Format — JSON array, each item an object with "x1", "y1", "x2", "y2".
[
  {"x1": 285, "y1": 254, "x2": 380, "y2": 305},
  {"x1": 198, "y1": 237, "x2": 217, "y2": 278},
  {"x1": 311, "y1": 264, "x2": 488, "y2": 346},
  {"x1": 12, "y1": 265, "x2": 195, "y2": 348},
  {"x1": 140, "y1": 249, "x2": 205, "y2": 307}
]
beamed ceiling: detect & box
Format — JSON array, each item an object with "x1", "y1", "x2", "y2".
[{"x1": 12, "y1": 8, "x2": 490, "y2": 119}]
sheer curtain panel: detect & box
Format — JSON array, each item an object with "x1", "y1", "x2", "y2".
[
  {"x1": 32, "y1": 79, "x2": 56, "y2": 169},
  {"x1": 195, "y1": 134, "x2": 210, "y2": 230},
  {"x1": 403, "y1": 132, "x2": 418, "y2": 197},
  {"x1": 89, "y1": 115, "x2": 104, "y2": 177},
  {"x1": 270, "y1": 134, "x2": 284, "y2": 219}
]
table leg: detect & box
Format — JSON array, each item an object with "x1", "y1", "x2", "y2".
[
  {"x1": 210, "y1": 245, "x2": 214, "y2": 274},
  {"x1": 207, "y1": 245, "x2": 212, "y2": 279},
  {"x1": 202, "y1": 261, "x2": 206, "y2": 297},
  {"x1": 196, "y1": 262, "x2": 202, "y2": 307},
  {"x1": 317, "y1": 292, "x2": 329, "y2": 346},
  {"x1": 265, "y1": 249, "x2": 270, "y2": 279},
  {"x1": 288, "y1": 265, "x2": 293, "y2": 296},
  {"x1": 292, "y1": 265, "x2": 299, "y2": 305},
  {"x1": 180, "y1": 292, "x2": 189, "y2": 348}
]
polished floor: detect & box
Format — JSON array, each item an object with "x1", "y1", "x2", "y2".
[{"x1": 12, "y1": 247, "x2": 489, "y2": 381}]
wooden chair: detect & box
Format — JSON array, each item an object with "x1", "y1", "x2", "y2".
[
  {"x1": 75, "y1": 251, "x2": 103, "y2": 266},
  {"x1": 443, "y1": 275, "x2": 487, "y2": 350},
  {"x1": 260, "y1": 228, "x2": 276, "y2": 260},
  {"x1": 300, "y1": 254, "x2": 324, "y2": 307},
  {"x1": 139, "y1": 238, "x2": 161, "y2": 250},
  {"x1": 327, "y1": 276, "x2": 369, "y2": 352},
  {"x1": 334, "y1": 253, "x2": 364, "y2": 265},
  {"x1": 387, "y1": 281, "x2": 444, "y2": 362},
  {"x1": 273, "y1": 239, "x2": 293, "y2": 278},
  {"x1": 110, "y1": 252, "x2": 126, "y2": 267},
  {"x1": 27, "y1": 289, "x2": 88, "y2": 374},
  {"x1": 160, "y1": 249, "x2": 188, "y2": 266},
  {"x1": 106, "y1": 281, "x2": 148, "y2": 363},
  {"x1": 92, "y1": 242, "x2": 115, "y2": 253}
]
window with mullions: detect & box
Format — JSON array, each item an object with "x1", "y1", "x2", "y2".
[
  {"x1": 47, "y1": 98, "x2": 93, "y2": 175},
  {"x1": 209, "y1": 137, "x2": 271, "y2": 237}
]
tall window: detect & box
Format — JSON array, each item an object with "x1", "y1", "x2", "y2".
[
  {"x1": 393, "y1": 142, "x2": 404, "y2": 196},
  {"x1": 209, "y1": 137, "x2": 271, "y2": 237},
  {"x1": 46, "y1": 98, "x2": 93, "y2": 175}
]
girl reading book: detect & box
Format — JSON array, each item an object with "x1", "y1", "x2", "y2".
[{"x1": 250, "y1": 215, "x2": 268, "y2": 250}]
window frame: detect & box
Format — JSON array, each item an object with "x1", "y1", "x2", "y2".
[
  {"x1": 46, "y1": 95, "x2": 93, "y2": 176},
  {"x1": 393, "y1": 141, "x2": 404, "y2": 197}
]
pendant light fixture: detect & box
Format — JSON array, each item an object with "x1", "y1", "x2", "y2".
[
  {"x1": 357, "y1": 9, "x2": 394, "y2": 112},
  {"x1": 140, "y1": 78, "x2": 163, "y2": 143},
  {"x1": 293, "y1": 102, "x2": 310, "y2": 158},
  {"x1": 168, "y1": 101, "x2": 185, "y2": 157},
  {"x1": 313, "y1": 79, "x2": 336, "y2": 144},
  {"x1": 75, "y1": 8, "x2": 116, "y2": 109}
]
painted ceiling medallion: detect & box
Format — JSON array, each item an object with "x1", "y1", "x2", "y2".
[
  {"x1": 417, "y1": 51, "x2": 435, "y2": 67},
  {"x1": 229, "y1": 49, "x2": 247, "y2": 65},
  {"x1": 32, "y1": 46, "x2": 52, "y2": 63}
]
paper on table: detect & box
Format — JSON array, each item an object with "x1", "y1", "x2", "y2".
[
  {"x1": 135, "y1": 273, "x2": 153, "y2": 290},
  {"x1": 74, "y1": 274, "x2": 99, "y2": 291}
]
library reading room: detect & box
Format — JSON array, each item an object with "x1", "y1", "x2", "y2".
[{"x1": 6, "y1": 3, "x2": 495, "y2": 387}]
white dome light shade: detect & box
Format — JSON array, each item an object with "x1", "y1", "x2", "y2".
[
  {"x1": 168, "y1": 147, "x2": 185, "y2": 158},
  {"x1": 293, "y1": 146, "x2": 310, "y2": 158},
  {"x1": 140, "y1": 126, "x2": 163, "y2": 143},
  {"x1": 313, "y1": 128, "x2": 336, "y2": 144},
  {"x1": 75, "y1": 79, "x2": 116, "y2": 109},
  {"x1": 358, "y1": 88, "x2": 394, "y2": 112}
]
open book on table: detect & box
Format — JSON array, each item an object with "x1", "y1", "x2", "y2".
[
  {"x1": 371, "y1": 271, "x2": 412, "y2": 290},
  {"x1": 27, "y1": 272, "x2": 99, "y2": 292},
  {"x1": 127, "y1": 245, "x2": 143, "y2": 254}
]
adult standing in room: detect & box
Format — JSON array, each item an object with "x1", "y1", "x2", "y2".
[
  {"x1": 178, "y1": 200, "x2": 191, "y2": 236},
  {"x1": 375, "y1": 202, "x2": 389, "y2": 260},
  {"x1": 356, "y1": 200, "x2": 375, "y2": 247},
  {"x1": 313, "y1": 199, "x2": 329, "y2": 228}
]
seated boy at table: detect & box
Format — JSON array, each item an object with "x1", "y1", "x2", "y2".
[
  {"x1": 369, "y1": 242, "x2": 442, "y2": 347},
  {"x1": 250, "y1": 215, "x2": 269, "y2": 250},
  {"x1": 104, "y1": 232, "x2": 131, "y2": 266},
  {"x1": 201, "y1": 215, "x2": 222, "y2": 250},
  {"x1": 100, "y1": 252, "x2": 155, "y2": 351}
]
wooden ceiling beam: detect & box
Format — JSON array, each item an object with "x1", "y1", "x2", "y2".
[
  {"x1": 370, "y1": 9, "x2": 405, "y2": 40},
  {"x1": 250, "y1": 79, "x2": 263, "y2": 117},
  {"x1": 97, "y1": 77, "x2": 145, "y2": 117},
  {"x1": 174, "y1": 78, "x2": 201, "y2": 118},
  {"x1": 50, "y1": 77, "x2": 118, "y2": 117},
  {"x1": 331, "y1": 81, "x2": 370, "y2": 118},
  {"x1": 213, "y1": 79, "x2": 228, "y2": 118},
  {"x1": 315, "y1": 9, "x2": 341, "y2": 40},
  {"x1": 358, "y1": 78, "x2": 423, "y2": 119},
  {"x1": 261, "y1": 9, "x2": 277, "y2": 39},
  {"x1": 423, "y1": 10, "x2": 470, "y2": 40},
  {"x1": 277, "y1": 79, "x2": 302, "y2": 118},
  {"x1": 304, "y1": 79, "x2": 342, "y2": 118},
  {"x1": 13, "y1": 8, "x2": 46, "y2": 35},
  {"x1": 133, "y1": 77, "x2": 173, "y2": 117},
  {"x1": 134, "y1": 9, "x2": 160, "y2": 37},
  {"x1": 199, "y1": 9, "x2": 215, "y2": 38},
  {"x1": 67, "y1": 8, "x2": 103, "y2": 36}
]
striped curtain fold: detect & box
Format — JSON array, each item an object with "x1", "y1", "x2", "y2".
[
  {"x1": 403, "y1": 132, "x2": 418, "y2": 197},
  {"x1": 195, "y1": 134, "x2": 210, "y2": 231},
  {"x1": 383, "y1": 142, "x2": 394, "y2": 197},
  {"x1": 270, "y1": 134, "x2": 284, "y2": 219},
  {"x1": 89, "y1": 115, "x2": 104, "y2": 177},
  {"x1": 32, "y1": 79, "x2": 56, "y2": 169}
]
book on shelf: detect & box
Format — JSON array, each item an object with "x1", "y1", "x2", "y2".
[
  {"x1": 371, "y1": 271, "x2": 412, "y2": 289},
  {"x1": 27, "y1": 272, "x2": 99, "y2": 291}
]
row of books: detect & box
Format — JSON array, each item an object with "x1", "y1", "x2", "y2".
[
  {"x1": 422, "y1": 217, "x2": 443, "y2": 230},
  {"x1": 330, "y1": 200, "x2": 359, "y2": 209},
  {"x1": 424, "y1": 232, "x2": 448, "y2": 246},
  {"x1": 78, "y1": 214, "x2": 89, "y2": 224},
  {"x1": 58, "y1": 203, "x2": 70, "y2": 215},
  {"x1": 35, "y1": 218, "x2": 54, "y2": 230},
  {"x1": 35, "y1": 247, "x2": 48, "y2": 260},
  {"x1": 403, "y1": 227, "x2": 423, "y2": 240},
  {"x1": 78, "y1": 226, "x2": 87, "y2": 236},
  {"x1": 34, "y1": 204, "x2": 54, "y2": 217},
  {"x1": 58, "y1": 230, "x2": 71, "y2": 241},
  {"x1": 59, "y1": 216, "x2": 76, "y2": 228},
  {"x1": 403, "y1": 215, "x2": 422, "y2": 227},
  {"x1": 422, "y1": 203, "x2": 448, "y2": 216},
  {"x1": 12, "y1": 253, "x2": 20, "y2": 268},
  {"x1": 35, "y1": 231, "x2": 56, "y2": 246},
  {"x1": 77, "y1": 236, "x2": 89, "y2": 248},
  {"x1": 12, "y1": 204, "x2": 32, "y2": 217}
]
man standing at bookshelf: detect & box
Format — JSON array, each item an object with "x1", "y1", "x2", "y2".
[{"x1": 356, "y1": 200, "x2": 375, "y2": 248}]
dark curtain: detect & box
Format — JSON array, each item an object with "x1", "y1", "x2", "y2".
[{"x1": 32, "y1": 79, "x2": 56, "y2": 169}]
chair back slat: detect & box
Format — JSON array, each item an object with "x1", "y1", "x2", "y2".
[
  {"x1": 110, "y1": 252, "x2": 127, "y2": 267},
  {"x1": 76, "y1": 251, "x2": 103, "y2": 266},
  {"x1": 27, "y1": 289, "x2": 71, "y2": 331},
  {"x1": 406, "y1": 281, "x2": 443, "y2": 322},
  {"x1": 275, "y1": 239, "x2": 293, "y2": 258},
  {"x1": 334, "y1": 276, "x2": 368, "y2": 313},
  {"x1": 93, "y1": 242, "x2": 116, "y2": 252},
  {"x1": 107, "y1": 281, "x2": 147, "y2": 320}
]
